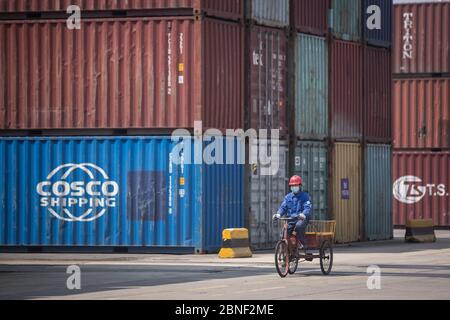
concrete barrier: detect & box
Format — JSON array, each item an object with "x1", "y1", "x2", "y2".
[
  {"x1": 405, "y1": 219, "x2": 436, "y2": 243},
  {"x1": 218, "y1": 228, "x2": 253, "y2": 258}
]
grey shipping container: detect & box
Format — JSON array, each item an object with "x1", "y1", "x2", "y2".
[
  {"x1": 248, "y1": 140, "x2": 288, "y2": 250},
  {"x1": 293, "y1": 141, "x2": 329, "y2": 221},
  {"x1": 365, "y1": 144, "x2": 393, "y2": 241},
  {"x1": 246, "y1": 25, "x2": 288, "y2": 137},
  {"x1": 246, "y1": 0, "x2": 290, "y2": 28},
  {"x1": 293, "y1": 33, "x2": 329, "y2": 140}
]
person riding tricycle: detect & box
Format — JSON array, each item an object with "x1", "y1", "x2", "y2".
[
  {"x1": 272, "y1": 175, "x2": 312, "y2": 253},
  {"x1": 273, "y1": 175, "x2": 335, "y2": 278}
]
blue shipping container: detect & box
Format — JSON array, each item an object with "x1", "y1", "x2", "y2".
[
  {"x1": 365, "y1": 144, "x2": 393, "y2": 241},
  {"x1": 0, "y1": 137, "x2": 244, "y2": 253},
  {"x1": 363, "y1": 0, "x2": 392, "y2": 48}
]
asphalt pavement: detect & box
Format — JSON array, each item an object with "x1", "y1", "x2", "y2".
[{"x1": 0, "y1": 230, "x2": 449, "y2": 300}]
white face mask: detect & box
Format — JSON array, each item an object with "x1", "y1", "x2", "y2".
[{"x1": 291, "y1": 186, "x2": 300, "y2": 194}]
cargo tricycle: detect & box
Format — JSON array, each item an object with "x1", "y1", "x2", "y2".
[{"x1": 274, "y1": 218, "x2": 336, "y2": 278}]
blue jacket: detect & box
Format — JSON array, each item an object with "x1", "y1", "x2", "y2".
[{"x1": 277, "y1": 192, "x2": 312, "y2": 224}]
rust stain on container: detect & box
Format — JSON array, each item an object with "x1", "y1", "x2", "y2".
[
  {"x1": 0, "y1": 0, "x2": 244, "y2": 21},
  {"x1": 393, "y1": 151, "x2": 450, "y2": 227},
  {"x1": 393, "y1": 2, "x2": 450, "y2": 74},
  {"x1": 393, "y1": 78, "x2": 450, "y2": 149},
  {"x1": 330, "y1": 40, "x2": 363, "y2": 140},
  {"x1": 0, "y1": 17, "x2": 244, "y2": 131},
  {"x1": 291, "y1": 0, "x2": 329, "y2": 36},
  {"x1": 246, "y1": 25, "x2": 287, "y2": 136},
  {"x1": 364, "y1": 46, "x2": 391, "y2": 142}
]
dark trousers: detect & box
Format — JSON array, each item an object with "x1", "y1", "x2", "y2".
[{"x1": 288, "y1": 219, "x2": 309, "y2": 246}]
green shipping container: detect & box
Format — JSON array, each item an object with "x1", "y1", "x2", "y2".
[
  {"x1": 293, "y1": 141, "x2": 329, "y2": 221},
  {"x1": 365, "y1": 144, "x2": 393, "y2": 241},
  {"x1": 331, "y1": 0, "x2": 361, "y2": 42},
  {"x1": 294, "y1": 34, "x2": 329, "y2": 140}
]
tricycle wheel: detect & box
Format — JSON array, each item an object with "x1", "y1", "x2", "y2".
[
  {"x1": 320, "y1": 241, "x2": 333, "y2": 275},
  {"x1": 275, "y1": 241, "x2": 289, "y2": 278},
  {"x1": 288, "y1": 256, "x2": 299, "y2": 275}
]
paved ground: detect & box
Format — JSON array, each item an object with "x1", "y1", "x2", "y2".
[{"x1": 0, "y1": 230, "x2": 449, "y2": 300}]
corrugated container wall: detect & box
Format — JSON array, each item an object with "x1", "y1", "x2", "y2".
[
  {"x1": 330, "y1": 0, "x2": 361, "y2": 42},
  {"x1": 291, "y1": 0, "x2": 329, "y2": 36},
  {"x1": 365, "y1": 144, "x2": 393, "y2": 241},
  {"x1": 0, "y1": 137, "x2": 244, "y2": 252},
  {"x1": 0, "y1": 17, "x2": 244, "y2": 132},
  {"x1": 0, "y1": 0, "x2": 244, "y2": 21},
  {"x1": 293, "y1": 141, "x2": 329, "y2": 221},
  {"x1": 246, "y1": 26, "x2": 287, "y2": 137},
  {"x1": 363, "y1": 0, "x2": 392, "y2": 48},
  {"x1": 331, "y1": 143, "x2": 362, "y2": 243},
  {"x1": 364, "y1": 46, "x2": 392, "y2": 142},
  {"x1": 249, "y1": 141, "x2": 288, "y2": 250},
  {"x1": 393, "y1": 78, "x2": 450, "y2": 149},
  {"x1": 393, "y1": 151, "x2": 450, "y2": 227},
  {"x1": 246, "y1": 0, "x2": 290, "y2": 28},
  {"x1": 393, "y1": 2, "x2": 450, "y2": 74},
  {"x1": 330, "y1": 40, "x2": 363, "y2": 140},
  {"x1": 294, "y1": 34, "x2": 329, "y2": 140}
]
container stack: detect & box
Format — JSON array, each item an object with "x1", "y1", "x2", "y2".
[
  {"x1": 392, "y1": 0, "x2": 450, "y2": 228},
  {"x1": 0, "y1": 1, "x2": 247, "y2": 253},
  {"x1": 244, "y1": 0, "x2": 291, "y2": 249},
  {"x1": 331, "y1": 0, "x2": 394, "y2": 243}
]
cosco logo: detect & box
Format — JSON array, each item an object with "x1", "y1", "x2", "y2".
[
  {"x1": 36, "y1": 164, "x2": 119, "y2": 222},
  {"x1": 393, "y1": 176, "x2": 448, "y2": 205}
]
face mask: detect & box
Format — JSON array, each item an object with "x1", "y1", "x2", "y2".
[{"x1": 291, "y1": 186, "x2": 300, "y2": 194}]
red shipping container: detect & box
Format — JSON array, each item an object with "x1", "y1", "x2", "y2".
[
  {"x1": 393, "y1": 2, "x2": 450, "y2": 74},
  {"x1": 0, "y1": 0, "x2": 244, "y2": 21},
  {"x1": 364, "y1": 46, "x2": 391, "y2": 142},
  {"x1": 0, "y1": 17, "x2": 244, "y2": 132},
  {"x1": 330, "y1": 39, "x2": 363, "y2": 140},
  {"x1": 393, "y1": 151, "x2": 450, "y2": 227},
  {"x1": 291, "y1": 0, "x2": 329, "y2": 36},
  {"x1": 393, "y1": 78, "x2": 450, "y2": 149},
  {"x1": 246, "y1": 25, "x2": 287, "y2": 137}
]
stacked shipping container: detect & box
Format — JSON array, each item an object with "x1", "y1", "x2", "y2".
[
  {"x1": 0, "y1": 1, "x2": 247, "y2": 252},
  {"x1": 392, "y1": 0, "x2": 450, "y2": 228},
  {"x1": 0, "y1": 1, "x2": 399, "y2": 252},
  {"x1": 245, "y1": 1, "x2": 290, "y2": 250}
]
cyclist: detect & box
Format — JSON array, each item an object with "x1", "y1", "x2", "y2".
[{"x1": 272, "y1": 175, "x2": 312, "y2": 249}]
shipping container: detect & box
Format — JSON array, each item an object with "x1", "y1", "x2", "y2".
[
  {"x1": 393, "y1": 151, "x2": 450, "y2": 227},
  {"x1": 393, "y1": 78, "x2": 450, "y2": 149},
  {"x1": 330, "y1": 0, "x2": 361, "y2": 42},
  {"x1": 363, "y1": 0, "x2": 392, "y2": 48},
  {"x1": 0, "y1": 136, "x2": 244, "y2": 252},
  {"x1": 0, "y1": 0, "x2": 244, "y2": 21},
  {"x1": 293, "y1": 141, "x2": 329, "y2": 221},
  {"x1": 365, "y1": 144, "x2": 393, "y2": 241},
  {"x1": 393, "y1": 1, "x2": 450, "y2": 74},
  {"x1": 0, "y1": 17, "x2": 244, "y2": 132},
  {"x1": 246, "y1": 25, "x2": 287, "y2": 137},
  {"x1": 291, "y1": 0, "x2": 329, "y2": 36},
  {"x1": 331, "y1": 143, "x2": 362, "y2": 243},
  {"x1": 248, "y1": 140, "x2": 288, "y2": 250},
  {"x1": 294, "y1": 34, "x2": 329, "y2": 140},
  {"x1": 364, "y1": 46, "x2": 391, "y2": 142},
  {"x1": 330, "y1": 40, "x2": 363, "y2": 140},
  {"x1": 246, "y1": 0, "x2": 290, "y2": 28}
]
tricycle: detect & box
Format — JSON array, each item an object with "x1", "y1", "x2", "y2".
[{"x1": 274, "y1": 218, "x2": 336, "y2": 278}]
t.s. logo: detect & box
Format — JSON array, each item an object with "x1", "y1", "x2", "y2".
[
  {"x1": 36, "y1": 164, "x2": 119, "y2": 222},
  {"x1": 393, "y1": 176, "x2": 448, "y2": 204}
]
